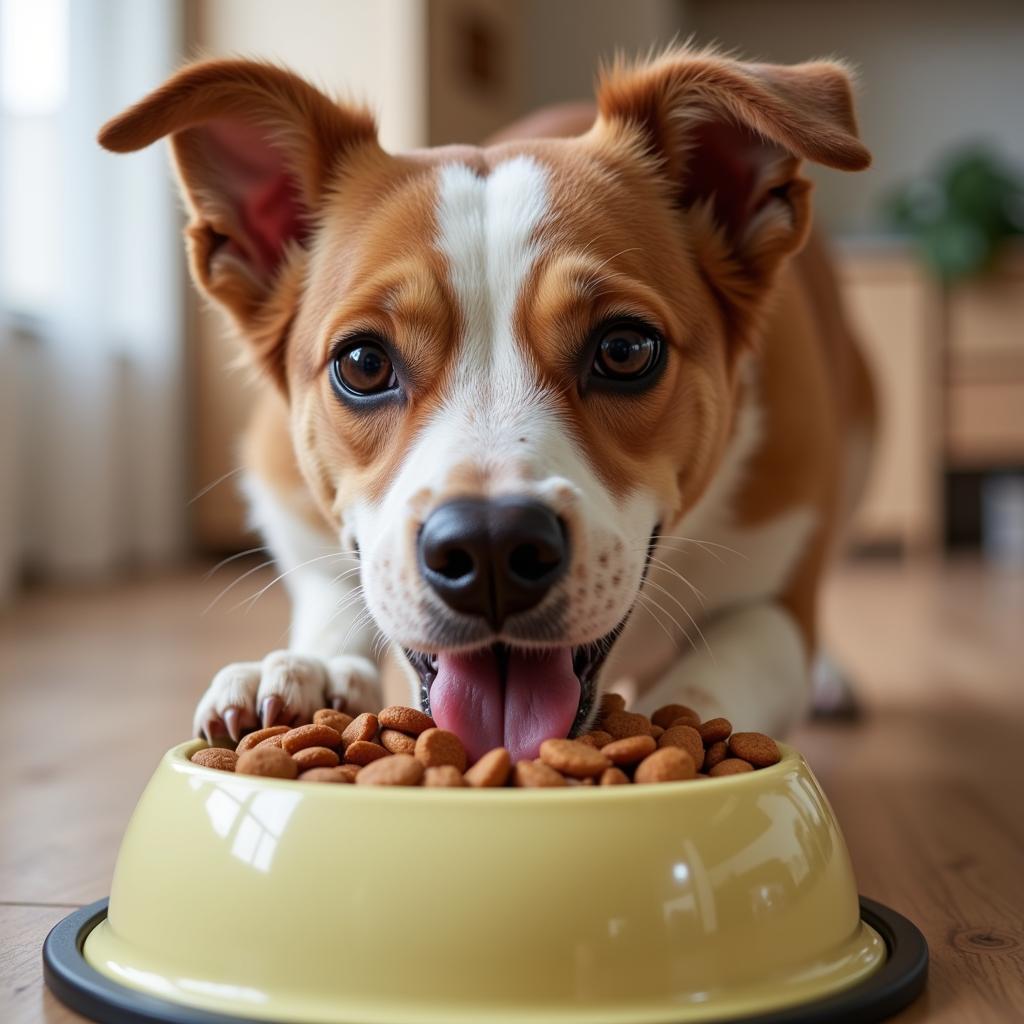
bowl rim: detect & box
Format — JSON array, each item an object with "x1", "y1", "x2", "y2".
[{"x1": 171, "y1": 738, "x2": 803, "y2": 805}]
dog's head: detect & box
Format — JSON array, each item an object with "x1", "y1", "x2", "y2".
[{"x1": 101, "y1": 48, "x2": 868, "y2": 761}]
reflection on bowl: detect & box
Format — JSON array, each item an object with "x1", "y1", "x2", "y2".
[{"x1": 82, "y1": 740, "x2": 884, "y2": 1023}]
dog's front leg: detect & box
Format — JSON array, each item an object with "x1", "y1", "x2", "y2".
[
  {"x1": 287, "y1": 562, "x2": 383, "y2": 716},
  {"x1": 193, "y1": 478, "x2": 384, "y2": 741},
  {"x1": 633, "y1": 603, "x2": 812, "y2": 737}
]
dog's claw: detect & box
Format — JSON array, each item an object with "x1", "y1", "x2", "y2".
[
  {"x1": 202, "y1": 712, "x2": 224, "y2": 743},
  {"x1": 331, "y1": 696, "x2": 348, "y2": 712},
  {"x1": 223, "y1": 707, "x2": 242, "y2": 742},
  {"x1": 261, "y1": 694, "x2": 284, "y2": 728}
]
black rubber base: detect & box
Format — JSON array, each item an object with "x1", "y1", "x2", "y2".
[{"x1": 44, "y1": 896, "x2": 927, "y2": 1024}]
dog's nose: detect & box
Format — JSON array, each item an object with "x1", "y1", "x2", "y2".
[{"x1": 418, "y1": 497, "x2": 568, "y2": 629}]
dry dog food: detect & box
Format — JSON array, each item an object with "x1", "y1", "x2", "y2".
[{"x1": 191, "y1": 701, "x2": 782, "y2": 788}]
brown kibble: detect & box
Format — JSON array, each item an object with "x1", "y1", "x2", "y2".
[
  {"x1": 579, "y1": 730, "x2": 613, "y2": 749},
  {"x1": 729, "y1": 732, "x2": 781, "y2": 768},
  {"x1": 598, "y1": 691, "x2": 626, "y2": 717},
  {"x1": 539, "y1": 738, "x2": 611, "y2": 778},
  {"x1": 414, "y1": 728, "x2": 468, "y2": 772},
  {"x1": 344, "y1": 740, "x2": 389, "y2": 766},
  {"x1": 464, "y1": 748, "x2": 511, "y2": 787},
  {"x1": 601, "y1": 710, "x2": 652, "y2": 739},
  {"x1": 513, "y1": 760, "x2": 568, "y2": 788},
  {"x1": 423, "y1": 765, "x2": 466, "y2": 788},
  {"x1": 669, "y1": 713, "x2": 703, "y2": 730},
  {"x1": 236, "y1": 726, "x2": 290, "y2": 753},
  {"x1": 191, "y1": 747, "x2": 238, "y2": 772},
  {"x1": 335, "y1": 764, "x2": 361, "y2": 783},
  {"x1": 292, "y1": 746, "x2": 340, "y2": 771},
  {"x1": 658, "y1": 724, "x2": 705, "y2": 770},
  {"x1": 341, "y1": 713, "x2": 378, "y2": 747},
  {"x1": 299, "y1": 766, "x2": 354, "y2": 783},
  {"x1": 236, "y1": 746, "x2": 298, "y2": 780},
  {"x1": 356, "y1": 753, "x2": 425, "y2": 786},
  {"x1": 698, "y1": 717, "x2": 732, "y2": 745},
  {"x1": 651, "y1": 703, "x2": 700, "y2": 730},
  {"x1": 634, "y1": 747, "x2": 696, "y2": 784},
  {"x1": 650, "y1": 724, "x2": 664, "y2": 739},
  {"x1": 603, "y1": 734, "x2": 657, "y2": 766},
  {"x1": 313, "y1": 709, "x2": 353, "y2": 735},
  {"x1": 380, "y1": 729, "x2": 416, "y2": 755},
  {"x1": 600, "y1": 767, "x2": 631, "y2": 785},
  {"x1": 704, "y1": 740, "x2": 729, "y2": 770},
  {"x1": 709, "y1": 758, "x2": 754, "y2": 777},
  {"x1": 378, "y1": 705, "x2": 435, "y2": 736},
  {"x1": 255, "y1": 734, "x2": 286, "y2": 749},
  {"x1": 281, "y1": 723, "x2": 342, "y2": 754}
]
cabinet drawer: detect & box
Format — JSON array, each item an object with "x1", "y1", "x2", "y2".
[{"x1": 947, "y1": 380, "x2": 1024, "y2": 465}]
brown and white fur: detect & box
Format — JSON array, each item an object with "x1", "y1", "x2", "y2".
[{"x1": 100, "y1": 47, "x2": 873, "y2": 751}]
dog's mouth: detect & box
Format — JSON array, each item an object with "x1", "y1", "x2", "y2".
[
  {"x1": 404, "y1": 628, "x2": 622, "y2": 765},
  {"x1": 402, "y1": 527, "x2": 659, "y2": 764}
]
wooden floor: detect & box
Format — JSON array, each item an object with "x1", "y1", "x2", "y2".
[{"x1": 1, "y1": 557, "x2": 1022, "y2": 1023}]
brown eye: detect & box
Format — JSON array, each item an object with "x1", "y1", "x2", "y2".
[
  {"x1": 331, "y1": 337, "x2": 398, "y2": 397},
  {"x1": 592, "y1": 323, "x2": 662, "y2": 383}
]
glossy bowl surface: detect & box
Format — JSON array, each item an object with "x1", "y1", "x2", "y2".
[{"x1": 83, "y1": 740, "x2": 884, "y2": 1023}]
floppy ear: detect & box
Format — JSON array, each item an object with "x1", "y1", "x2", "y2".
[
  {"x1": 595, "y1": 48, "x2": 870, "y2": 341},
  {"x1": 99, "y1": 59, "x2": 380, "y2": 382}
]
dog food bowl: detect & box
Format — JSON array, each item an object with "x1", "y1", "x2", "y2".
[{"x1": 45, "y1": 739, "x2": 926, "y2": 1023}]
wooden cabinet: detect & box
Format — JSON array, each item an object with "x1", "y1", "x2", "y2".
[
  {"x1": 840, "y1": 245, "x2": 1024, "y2": 554},
  {"x1": 838, "y1": 248, "x2": 943, "y2": 552}
]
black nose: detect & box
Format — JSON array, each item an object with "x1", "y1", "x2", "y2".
[{"x1": 418, "y1": 497, "x2": 568, "y2": 629}]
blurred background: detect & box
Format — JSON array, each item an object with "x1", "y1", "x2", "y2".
[{"x1": 1, "y1": 0, "x2": 1023, "y2": 595}]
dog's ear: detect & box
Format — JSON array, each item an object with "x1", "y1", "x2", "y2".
[
  {"x1": 99, "y1": 59, "x2": 380, "y2": 382},
  {"x1": 595, "y1": 48, "x2": 870, "y2": 341}
]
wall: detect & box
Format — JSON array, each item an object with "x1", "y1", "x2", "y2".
[
  {"x1": 688, "y1": 0, "x2": 1024, "y2": 236},
  {"x1": 428, "y1": 0, "x2": 682, "y2": 145}
]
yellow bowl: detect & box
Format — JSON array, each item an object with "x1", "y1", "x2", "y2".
[{"x1": 68, "y1": 739, "x2": 894, "y2": 1023}]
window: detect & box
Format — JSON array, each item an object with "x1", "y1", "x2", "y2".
[{"x1": 1, "y1": 0, "x2": 69, "y2": 312}]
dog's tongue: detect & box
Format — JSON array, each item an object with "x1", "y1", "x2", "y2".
[{"x1": 430, "y1": 647, "x2": 579, "y2": 764}]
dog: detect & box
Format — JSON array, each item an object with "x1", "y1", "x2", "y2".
[{"x1": 100, "y1": 46, "x2": 872, "y2": 764}]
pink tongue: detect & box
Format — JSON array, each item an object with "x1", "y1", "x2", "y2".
[{"x1": 430, "y1": 647, "x2": 580, "y2": 764}]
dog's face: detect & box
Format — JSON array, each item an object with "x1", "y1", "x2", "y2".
[{"x1": 102, "y1": 50, "x2": 867, "y2": 761}]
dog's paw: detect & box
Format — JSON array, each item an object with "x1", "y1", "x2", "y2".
[
  {"x1": 324, "y1": 655, "x2": 382, "y2": 715},
  {"x1": 194, "y1": 650, "x2": 329, "y2": 741}
]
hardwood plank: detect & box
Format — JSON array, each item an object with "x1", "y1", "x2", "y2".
[
  {"x1": 0, "y1": 904, "x2": 87, "y2": 1024},
  {"x1": 0, "y1": 564, "x2": 290, "y2": 904}
]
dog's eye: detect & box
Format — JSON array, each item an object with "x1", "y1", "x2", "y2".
[
  {"x1": 331, "y1": 337, "x2": 398, "y2": 397},
  {"x1": 591, "y1": 323, "x2": 662, "y2": 382}
]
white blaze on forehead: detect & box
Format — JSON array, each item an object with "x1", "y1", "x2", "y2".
[
  {"x1": 352, "y1": 156, "x2": 660, "y2": 649},
  {"x1": 437, "y1": 156, "x2": 549, "y2": 398}
]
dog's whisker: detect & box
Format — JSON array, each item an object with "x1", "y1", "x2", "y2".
[
  {"x1": 340, "y1": 608, "x2": 377, "y2": 653},
  {"x1": 202, "y1": 546, "x2": 272, "y2": 580},
  {"x1": 320, "y1": 586, "x2": 369, "y2": 634},
  {"x1": 202, "y1": 558, "x2": 280, "y2": 615},
  {"x1": 633, "y1": 593, "x2": 683, "y2": 652},
  {"x1": 325, "y1": 589, "x2": 367, "y2": 625},
  {"x1": 234, "y1": 552, "x2": 362, "y2": 615},
  {"x1": 328, "y1": 566, "x2": 363, "y2": 587},
  {"x1": 656, "y1": 535, "x2": 749, "y2": 560},
  {"x1": 646, "y1": 555, "x2": 708, "y2": 607},
  {"x1": 372, "y1": 628, "x2": 392, "y2": 662},
  {"x1": 634, "y1": 589, "x2": 700, "y2": 656},
  {"x1": 188, "y1": 466, "x2": 245, "y2": 506},
  {"x1": 642, "y1": 577, "x2": 714, "y2": 661}
]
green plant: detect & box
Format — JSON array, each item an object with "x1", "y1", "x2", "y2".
[{"x1": 883, "y1": 145, "x2": 1024, "y2": 282}]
